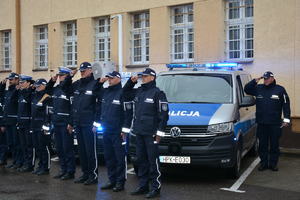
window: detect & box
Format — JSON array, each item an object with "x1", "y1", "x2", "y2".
[
  {"x1": 95, "y1": 17, "x2": 111, "y2": 62},
  {"x1": 226, "y1": 0, "x2": 254, "y2": 61},
  {"x1": 0, "y1": 31, "x2": 12, "y2": 70},
  {"x1": 34, "y1": 25, "x2": 48, "y2": 69},
  {"x1": 63, "y1": 21, "x2": 77, "y2": 67},
  {"x1": 131, "y1": 12, "x2": 149, "y2": 64},
  {"x1": 170, "y1": 4, "x2": 194, "y2": 63}
]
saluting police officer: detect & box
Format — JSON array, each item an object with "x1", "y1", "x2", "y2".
[
  {"x1": 17, "y1": 75, "x2": 35, "y2": 173},
  {"x1": 71, "y1": 62, "x2": 102, "y2": 185},
  {"x1": 124, "y1": 68, "x2": 169, "y2": 198},
  {"x1": 244, "y1": 71, "x2": 291, "y2": 171},
  {"x1": 31, "y1": 78, "x2": 54, "y2": 175},
  {"x1": 3, "y1": 73, "x2": 23, "y2": 169},
  {"x1": 0, "y1": 79, "x2": 7, "y2": 166},
  {"x1": 97, "y1": 71, "x2": 127, "y2": 192},
  {"x1": 48, "y1": 67, "x2": 76, "y2": 180}
]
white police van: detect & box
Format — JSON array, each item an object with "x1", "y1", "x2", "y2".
[{"x1": 129, "y1": 63, "x2": 258, "y2": 178}]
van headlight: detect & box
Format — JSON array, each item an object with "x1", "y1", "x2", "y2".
[{"x1": 207, "y1": 122, "x2": 233, "y2": 135}]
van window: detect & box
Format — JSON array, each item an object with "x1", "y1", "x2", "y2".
[{"x1": 156, "y1": 74, "x2": 233, "y2": 104}]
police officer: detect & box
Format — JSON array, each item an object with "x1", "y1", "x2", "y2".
[
  {"x1": 124, "y1": 68, "x2": 169, "y2": 198},
  {"x1": 72, "y1": 62, "x2": 102, "y2": 185},
  {"x1": 17, "y1": 75, "x2": 34, "y2": 172},
  {"x1": 98, "y1": 71, "x2": 127, "y2": 192},
  {"x1": 244, "y1": 71, "x2": 291, "y2": 171},
  {"x1": 3, "y1": 72, "x2": 23, "y2": 169},
  {"x1": 0, "y1": 79, "x2": 7, "y2": 166},
  {"x1": 48, "y1": 67, "x2": 76, "y2": 180},
  {"x1": 31, "y1": 78, "x2": 54, "y2": 175}
]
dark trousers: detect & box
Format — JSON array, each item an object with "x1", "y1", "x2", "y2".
[
  {"x1": 0, "y1": 128, "x2": 8, "y2": 162},
  {"x1": 76, "y1": 125, "x2": 98, "y2": 179},
  {"x1": 19, "y1": 127, "x2": 34, "y2": 168},
  {"x1": 103, "y1": 133, "x2": 126, "y2": 185},
  {"x1": 6, "y1": 125, "x2": 22, "y2": 166},
  {"x1": 257, "y1": 124, "x2": 282, "y2": 168},
  {"x1": 54, "y1": 125, "x2": 75, "y2": 174},
  {"x1": 136, "y1": 134, "x2": 161, "y2": 190},
  {"x1": 32, "y1": 129, "x2": 50, "y2": 171}
]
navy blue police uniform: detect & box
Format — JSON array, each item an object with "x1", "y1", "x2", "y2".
[
  {"x1": 31, "y1": 78, "x2": 53, "y2": 175},
  {"x1": 48, "y1": 67, "x2": 76, "y2": 180},
  {"x1": 244, "y1": 71, "x2": 291, "y2": 170},
  {"x1": 98, "y1": 71, "x2": 127, "y2": 191},
  {"x1": 72, "y1": 62, "x2": 102, "y2": 185},
  {"x1": 0, "y1": 81, "x2": 8, "y2": 165},
  {"x1": 123, "y1": 68, "x2": 169, "y2": 198},
  {"x1": 3, "y1": 73, "x2": 23, "y2": 169},
  {"x1": 17, "y1": 75, "x2": 35, "y2": 172}
]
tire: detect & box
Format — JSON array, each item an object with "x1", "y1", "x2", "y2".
[
  {"x1": 229, "y1": 146, "x2": 242, "y2": 179},
  {"x1": 249, "y1": 138, "x2": 259, "y2": 157}
]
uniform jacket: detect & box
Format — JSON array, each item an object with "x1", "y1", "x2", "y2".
[
  {"x1": 48, "y1": 76, "x2": 72, "y2": 126},
  {"x1": 123, "y1": 79, "x2": 169, "y2": 136},
  {"x1": 17, "y1": 87, "x2": 33, "y2": 128},
  {"x1": 98, "y1": 82, "x2": 128, "y2": 134},
  {"x1": 71, "y1": 74, "x2": 101, "y2": 126},
  {"x1": 3, "y1": 84, "x2": 19, "y2": 125},
  {"x1": 244, "y1": 79, "x2": 291, "y2": 125}
]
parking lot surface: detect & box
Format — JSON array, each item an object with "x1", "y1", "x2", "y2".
[{"x1": 0, "y1": 154, "x2": 299, "y2": 200}]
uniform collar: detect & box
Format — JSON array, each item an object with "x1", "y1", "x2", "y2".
[
  {"x1": 141, "y1": 80, "x2": 156, "y2": 90},
  {"x1": 80, "y1": 74, "x2": 94, "y2": 84},
  {"x1": 108, "y1": 82, "x2": 122, "y2": 90},
  {"x1": 265, "y1": 80, "x2": 276, "y2": 88},
  {"x1": 8, "y1": 84, "x2": 16, "y2": 90}
]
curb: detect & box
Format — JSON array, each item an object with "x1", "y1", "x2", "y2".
[{"x1": 280, "y1": 147, "x2": 300, "y2": 156}]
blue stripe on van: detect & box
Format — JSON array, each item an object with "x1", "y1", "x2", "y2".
[{"x1": 168, "y1": 103, "x2": 222, "y2": 126}]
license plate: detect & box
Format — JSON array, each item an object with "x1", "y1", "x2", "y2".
[{"x1": 159, "y1": 156, "x2": 191, "y2": 164}]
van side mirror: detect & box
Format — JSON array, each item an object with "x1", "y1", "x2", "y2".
[{"x1": 240, "y1": 96, "x2": 255, "y2": 107}]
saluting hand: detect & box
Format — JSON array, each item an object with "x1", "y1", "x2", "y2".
[
  {"x1": 255, "y1": 77, "x2": 263, "y2": 83},
  {"x1": 51, "y1": 75, "x2": 58, "y2": 82},
  {"x1": 71, "y1": 69, "x2": 78, "y2": 77},
  {"x1": 99, "y1": 77, "x2": 108, "y2": 83},
  {"x1": 131, "y1": 76, "x2": 138, "y2": 83},
  {"x1": 0, "y1": 79, "x2": 6, "y2": 84}
]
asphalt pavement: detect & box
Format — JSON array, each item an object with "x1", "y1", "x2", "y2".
[{"x1": 0, "y1": 153, "x2": 299, "y2": 200}]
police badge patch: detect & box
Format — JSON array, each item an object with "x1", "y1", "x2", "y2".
[
  {"x1": 125, "y1": 102, "x2": 132, "y2": 110},
  {"x1": 161, "y1": 102, "x2": 168, "y2": 112}
]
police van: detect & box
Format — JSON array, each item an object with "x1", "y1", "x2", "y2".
[{"x1": 129, "y1": 63, "x2": 258, "y2": 178}]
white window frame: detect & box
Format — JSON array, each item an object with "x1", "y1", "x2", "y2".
[
  {"x1": 130, "y1": 12, "x2": 150, "y2": 65},
  {"x1": 0, "y1": 31, "x2": 12, "y2": 70},
  {"x1": 94, "y1": 17, "x2": 111, "y2": 62},
  {"x1": 63, "y1": 21, "x2": 77, "y2": 67},
  {"x1": 34, "y1": 25, "x2": 48, "y2": 69},
  {"x1": 225, "y1": 0, "x2": 254, "y2": 61},
  {"x1": 170, "y1": 4, "x2": 194, "y2": 63}
]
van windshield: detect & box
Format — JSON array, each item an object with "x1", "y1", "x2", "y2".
[{"x1": 156, "y1": 73, "x2": 233, "y2": 104}]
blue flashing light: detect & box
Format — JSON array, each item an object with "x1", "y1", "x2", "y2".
[
  {"x1": 97, "y1": 126, "x2": 103, "y2": 132},
  {"x1": 166, "y1": 62, "x2": 242, "y2": 71}
]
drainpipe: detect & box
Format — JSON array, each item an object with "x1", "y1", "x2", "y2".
[
  {"x1": 15, "y1": 0, "x2": 21, "y2": 74},
  {"x1": 111, "y1": 14, "x2": 123, "y2": 73}
]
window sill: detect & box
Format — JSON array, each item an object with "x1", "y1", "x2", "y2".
[
  {"x1": 0, "y1": 69, "x2": 12, "y2": 73},
  {"x1": 226, "y1": 59, "x2": 254, "y2": 64},
  {"x1": 32, "y1": 68, "x2": 48, "y2": 72},
  {"x1": 126, "y1": 64, "x2": 149, "y2": 69}
]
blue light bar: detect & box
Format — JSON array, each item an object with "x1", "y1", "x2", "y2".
[{"x1": 166, "y1": 62, "x2": 241, "y2": 71}]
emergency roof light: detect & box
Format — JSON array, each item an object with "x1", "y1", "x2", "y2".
[{"x1": 166, "y1": 62, "x2": 242, "y2": 71}]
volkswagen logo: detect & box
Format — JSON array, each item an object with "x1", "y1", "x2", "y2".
[{"x1": 170, "y1": 127, "x2": 181, "y2": 138}]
